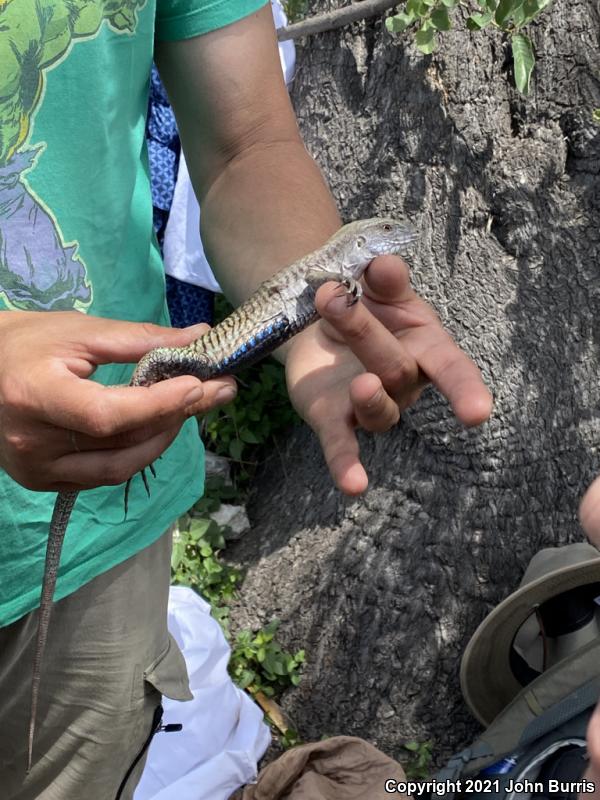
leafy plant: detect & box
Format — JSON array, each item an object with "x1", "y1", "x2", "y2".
[
  {"x1": 281, "y1": 728, "x2": 303, "y2": 749},
  {"x1": 283, "y1": 0, "x2": 308, "y2": 23},
  {"x1": 171, "y1": 504, "x2": 241, "y2": 613},
  {"x1": 229, "y1": 619, "x2": 306, "y2": 698},
  {"x1": 171, "y1": 481, "x2": 305, "y2": 712},
  {"x1": 402, "y1": 740, "x2": 434, "y2": 780},
  {"x1": 386, "y1": 0, "x2": 553, "y2": 93}
]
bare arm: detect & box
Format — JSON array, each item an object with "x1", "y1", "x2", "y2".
[
  {"x1": 155, "y1": 4, "x2": 342, "y2": 308},
  {"x1": 156, "y1": 7, "x2": 492, "y2": 494}
]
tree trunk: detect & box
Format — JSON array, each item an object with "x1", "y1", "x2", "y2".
[{"x1": 227, "y1": 0, "x2": 600, "y2": 765}]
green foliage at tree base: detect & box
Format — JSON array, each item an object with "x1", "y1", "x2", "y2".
[
  {"x1": 402, "y1": 740, "x2": 434, "y2": 780},
  {"x1": 171, "y1": 477, "x2": 306, "y2": 714},
  {"x1": 230, "y1": 620, "x2": 305, "y2": 698}
]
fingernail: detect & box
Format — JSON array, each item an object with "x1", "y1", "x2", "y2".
[
  {"x1": 184, "y1": 386, "x2": 204, "y2": 406},
  {"x1": 216, "y1": 385, "x2": 237, "y2": 404}
]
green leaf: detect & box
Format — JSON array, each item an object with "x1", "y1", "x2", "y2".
[
  {"x1": 415, "y1": 24, "x2": 436, "y2": 53},
  {"x1": 189, "y1": 518, "x2": 211, "y2": 540},
  {"x1": 263, "y1": 619, "x2": 281, "y2": 636},
  {"x1": 237, "y1": 669, "x2": 256, "y2": 689},
  {"x1": 593, "y1": 108, "x2": 600, "y2": 124},
  {"x1": 264, "y1": 654, "x2": 288, "y2": 676},
  {"x1": 407, "y1": 0, "x2": 427, "y2": 17},
  {"x1": 404, "y1": 741, "x2": 421, "y2": 751},
  {"x1": 494, "y1": 0, "x2": 519, "y2": 27},
  {"x1": 511, "y1": 32, "x2": 534, "y2": 94},
  {"x1": 171, "y1": 539, "x2": 185, "y2": 570},
  {"x1": 386, "y1": 11, "x2": 415, "y2": 32},
  {"x1": 240, "y1": 428, "x2": 260, "y2": 444},
  {"x1": 441, "y1": 0, "x2": 459, "y2": 6},
  {"x1": 519, "y1": 0, "x2": 552, "y2": 24},
  {"x1": 466, "y1": 10, "x2": 493, "y2": 28},
  {"x1": 431, "y1": 7, "x2": 451, "y2": 30},
  {"x1": 228, "y1": 438, "x2": 244, "y2": 462}
]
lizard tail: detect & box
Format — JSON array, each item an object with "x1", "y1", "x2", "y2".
[{"x1": 27, "y1": 489, "x2": 79, "y2": 774}]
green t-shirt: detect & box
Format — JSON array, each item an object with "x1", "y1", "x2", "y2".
[{"x1": 0, "y1": 0, "x2": 267, "y2": 627}]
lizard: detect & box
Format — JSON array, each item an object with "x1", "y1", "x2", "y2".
[{"x1": 26, "y1": 216, "x2": 418, "y2": 772}]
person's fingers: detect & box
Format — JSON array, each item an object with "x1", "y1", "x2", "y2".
[
  {"x1": 347, "y1": 257, "x2": 493, "y2": 426},
  {"x1": 412, "y1": 332, "x2": 493, "y2": 426},
  {"x1": 30, "y1": 371, "x2": 236, "y2": 437},
  {"x1": 349, "y1": 373, "x2": 401, "y2": 433},
  {"x1": 317, "y1": 277, "x2": 492, "y2": 427},
  {"x1": 316, "y1": 283, "x2": 421, "y2": 396},
  {"x1": 56, "y1": 377, "x2": 237, "y2": 453},
  {"x1": 67, "y1": 316, "x2": 213, "y2": 368},
  {"x1": 315, "y1": 416, "x2": 369, "y2": 495},
  {"x1": 360, "y1": 255, "x2": 414, "y2": 304},
  {"x1": 48, "y1": 424, "x2": 184, "y2": 491}
]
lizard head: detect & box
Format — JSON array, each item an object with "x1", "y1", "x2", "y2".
[{"x1": 338, "y1": 217, "x2": 418, "y2": 278}]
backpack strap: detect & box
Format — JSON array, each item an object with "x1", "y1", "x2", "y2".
[{"x1": 518, "y1": 676, "x2": 600, "y2": 748}]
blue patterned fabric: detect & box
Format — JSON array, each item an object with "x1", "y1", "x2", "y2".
[
  {"x1": 165, "y1": 275, "x2": 215, "y2": 329},
  {"x1": 147, "y1": 65, "x2": 214, "y2": 327},
  {"x1": 147, "y1": 65, "x2": 181, "y2": 242}
]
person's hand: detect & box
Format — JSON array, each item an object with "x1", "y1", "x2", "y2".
[
  {"x1": 286, "y1": 255, "x2": 493, "y2": 495},
  {"x1": 0, "y1": 311, "x2": 236, "y2": 492},
  {"x1": 579, "y1": 478, "x2": 600, "y2": 800}
]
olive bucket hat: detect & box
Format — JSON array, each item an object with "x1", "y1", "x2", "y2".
[{"x1": 460, "y1": 541, "x2": 600, "y2": 726}]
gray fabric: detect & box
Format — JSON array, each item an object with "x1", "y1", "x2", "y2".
[
  {"x1": 519, "y1": 678, "x2": 600, "y2": 748},
  {"x1": 0, "y1": 529, "x2": 192, "y2": 800}
]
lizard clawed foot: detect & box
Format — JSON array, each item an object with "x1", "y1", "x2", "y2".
[
  {"x1": 335, "y1": 277, "x2": 362, "y2": 306},
  {"x1": 123, "y1": 462, "x2": 158, "y2": 518}
]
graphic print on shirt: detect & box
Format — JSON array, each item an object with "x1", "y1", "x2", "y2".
[{"x1": 0, "y1": 0, "x2": 146, "y2": 310}]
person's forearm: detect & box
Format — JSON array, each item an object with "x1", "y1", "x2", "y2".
[{"x1": 197, "y1": 137, "x2": 342, "y2": 306}]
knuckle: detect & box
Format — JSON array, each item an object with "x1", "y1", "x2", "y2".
[
  {"x1": 346, "y1": 314, "x2": 372, "y2": 341},
  {"x1": 0, "y1": 379, "x2": 32, "y2": 415},
  {"x1": 360, "y1": 404, "x2": 399, "y2": 433},
  {"x1": 379, "y1": 356, "x2": 414, "y2": 387},
  {"x1": 4, "y1": 429, "x2": 35, "y2": 456},
  {"x1": 84, "y1": 399, "x2": 118, "y2": 439}
]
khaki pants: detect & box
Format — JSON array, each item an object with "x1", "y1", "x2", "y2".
[{"x1": 0, "y1": 530, "x2": 192, "y2": 800}]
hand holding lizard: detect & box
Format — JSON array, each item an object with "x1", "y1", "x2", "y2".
[
  {"x1": 0, "y1": 311, "x2": 236, "y2": 493},
  {"x1": 286, "y1": 254, "x2": 493, "y2": 495}
]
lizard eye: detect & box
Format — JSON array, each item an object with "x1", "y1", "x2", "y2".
[
  {"x1": 383, "y1": 224, "x2": 392, "y2": 231},
  {"x1": 356, "y1": 236, "x2": 366, "y2": 248}
]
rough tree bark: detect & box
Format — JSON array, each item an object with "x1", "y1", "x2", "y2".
[{"x1": 227, "y1": 0, "x2": 600, "y2": 765}]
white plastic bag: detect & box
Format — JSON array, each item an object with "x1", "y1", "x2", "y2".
[{"x1": 134, "y1": 587, "x2": 270, "y2": 800}]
